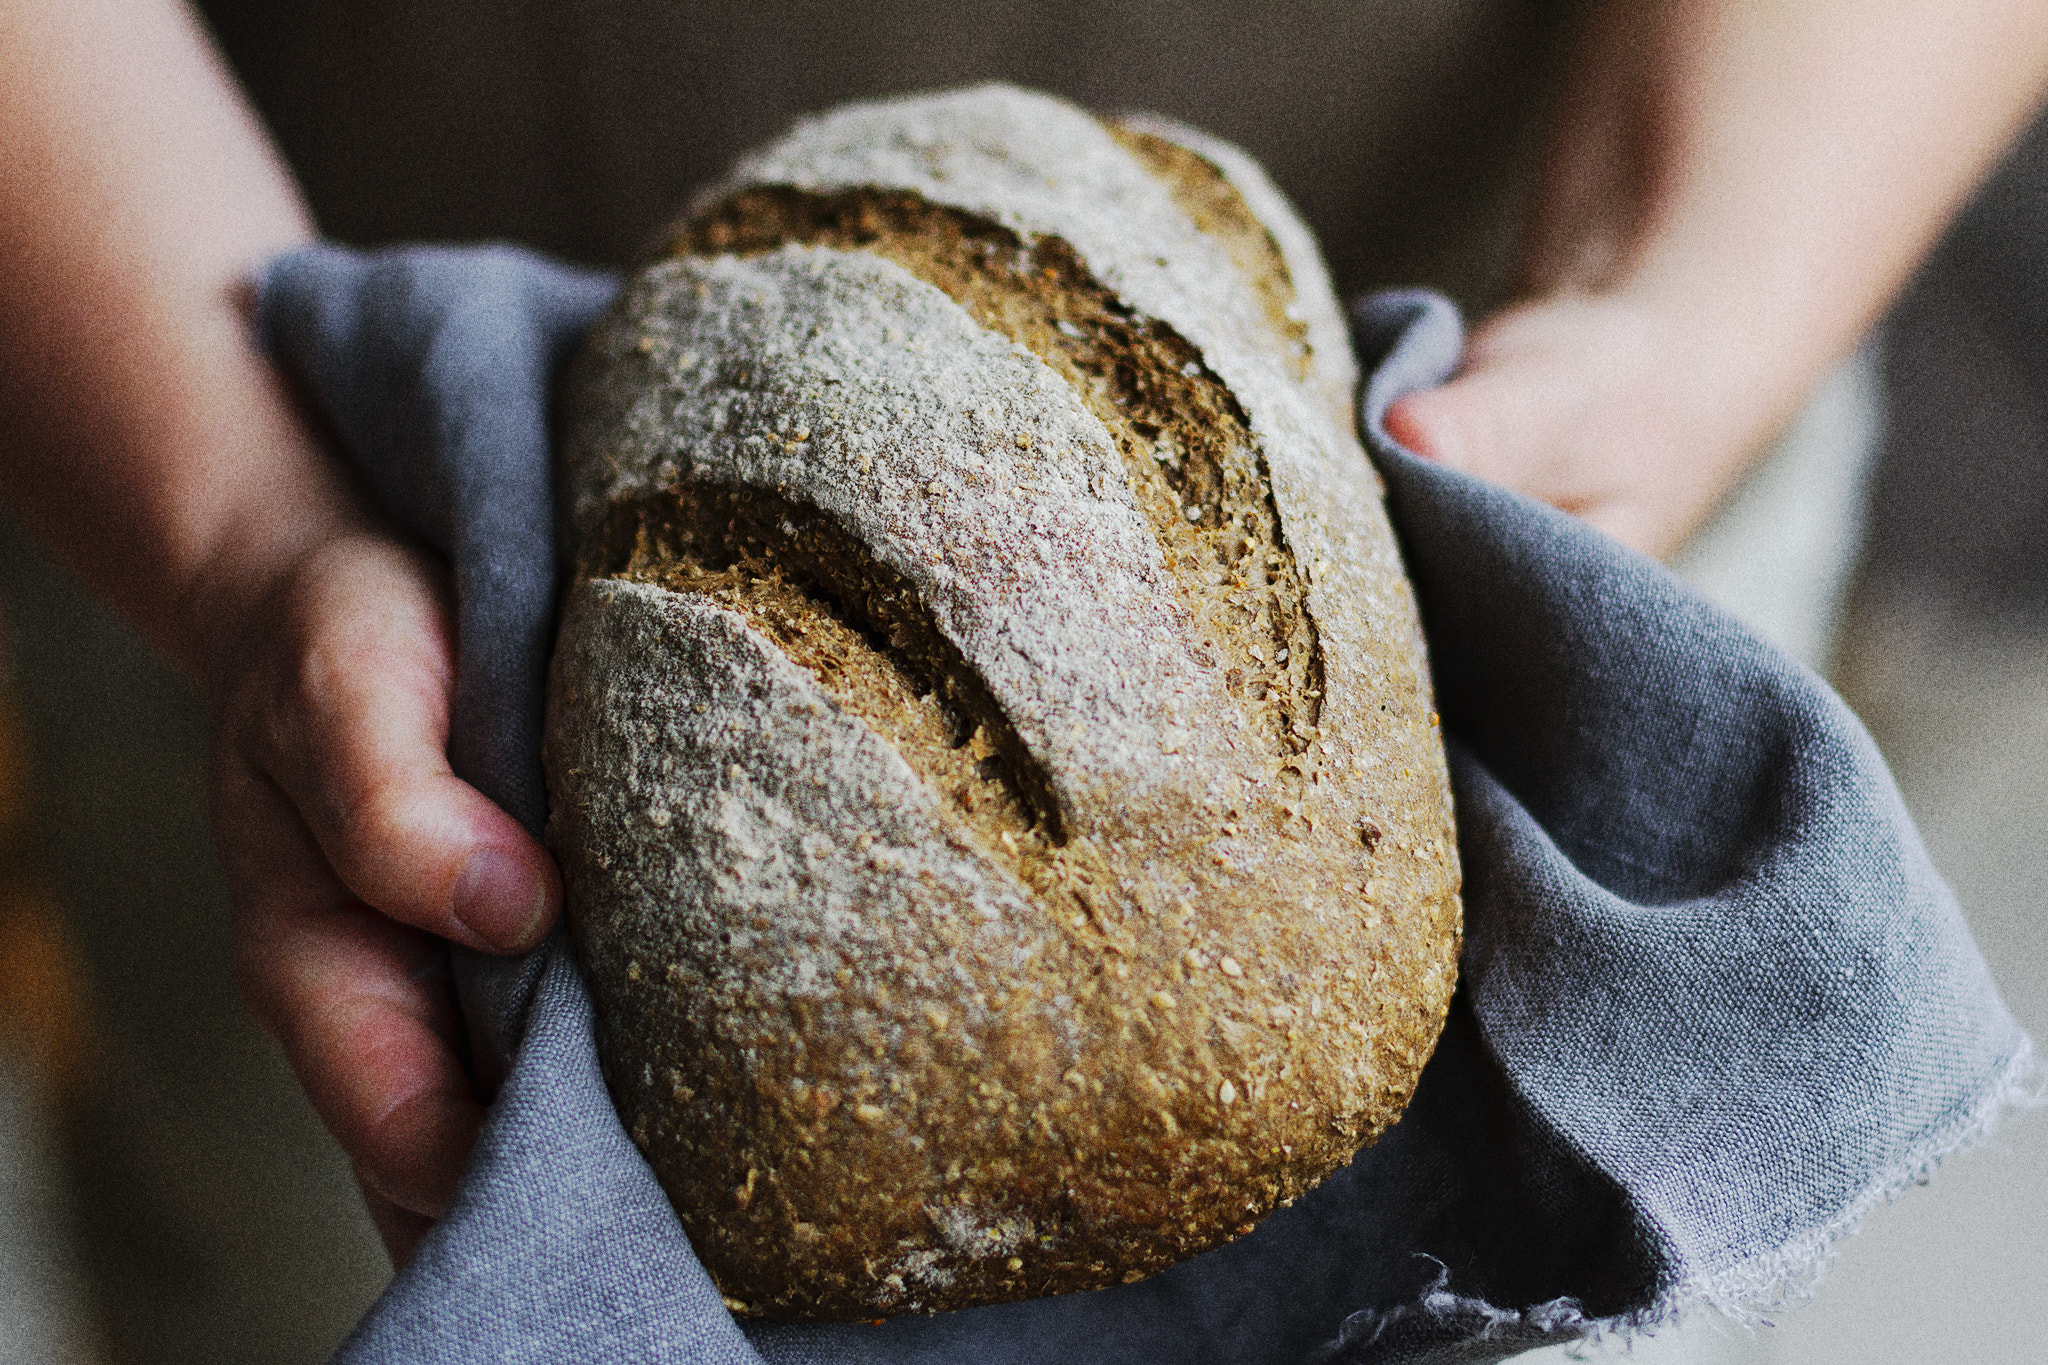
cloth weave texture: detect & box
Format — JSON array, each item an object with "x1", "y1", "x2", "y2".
[{"x1": 256, "y1": 246, "x2": 2034, "y2": 1365}]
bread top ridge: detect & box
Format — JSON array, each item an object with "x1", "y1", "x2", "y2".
[
  {"x1": 1109, "y1": 107, "x2": 1358, "y2": 424},
  {"x1": 559, "y1": 81, "x2": 1453, "y2": 861},
  {"x1": 570, "y1": 84, "x2": 1359, "y2": 531}
]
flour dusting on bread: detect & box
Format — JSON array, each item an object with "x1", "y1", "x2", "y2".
[{"x1": 547, "y1": 83, "x2": 1460, "y2": 1320}]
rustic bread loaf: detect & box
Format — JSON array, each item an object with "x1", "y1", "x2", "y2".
[{"x1": 544, "y1": 84, "x2": 1461, "y2": 1321}]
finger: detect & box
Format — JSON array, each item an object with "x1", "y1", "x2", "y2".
[
  {"x1": 1383, "y1": 373, "x2": 1602, "y2": 502},
  {"x1": 244, "y1": 534, "x2": 557, "y2": 952},
  {"x1": 1382, "y1": 383, "x2": 1486, "y2": 468},
  {"x1": 1389, "y1": 365, "x2": 1730, "y2": 560},
  {"x1": 1570, "y1": 498, "x2": 1675, "y2": 562},
  {"x1": 248, "y1": 890, "x2": 484, "y2": 1218},
  {"x1": 221, "y1": 753, "x2": 485, "y2": 1219},
  {"x1": 1390, "y1": 290, "x2": 1660, "y2": 477},
  {"x1": 357, "y1": 1170, "x2": 437, "y2": 1269}
]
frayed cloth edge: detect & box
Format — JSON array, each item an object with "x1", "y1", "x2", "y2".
[
  {"x1": 1652, "y1": 1031, "x2": 2041, "y2": 1336},
  {"x1": 1320, "y1": 1034, "x2": 2040, "y2": 1361}
]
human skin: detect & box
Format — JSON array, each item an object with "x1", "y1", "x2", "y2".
[
  {"x1": 2, "y1": 0, "x2": 2045, "y2": 1268},
  {"x1": 0, "y1": 0, "x2": 559, "y2": 1261},
  {"x1": 1385, "y1": 0, "x2": 2048, "y2": 557}
]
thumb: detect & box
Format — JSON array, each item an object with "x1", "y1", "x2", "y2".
[{"x1": 232, "y1": 533, "x2": 560, "y2": 953}]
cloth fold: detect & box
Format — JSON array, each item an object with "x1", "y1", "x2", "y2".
[
  {"x1": 261, "y1": 245, "x2": 614, "y2": 1085},
  {"x1": 256, "y1": 247, "x2": 2033, "y2": 1365}
]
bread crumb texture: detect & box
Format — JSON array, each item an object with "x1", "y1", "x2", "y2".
[{"x1": 546, "y1": 83, "x2": 1460, "y2": 1320}]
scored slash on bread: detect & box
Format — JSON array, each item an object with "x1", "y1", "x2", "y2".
[{"x1": 545, "y1": 83, "x2": 1461, "y2": 1320}]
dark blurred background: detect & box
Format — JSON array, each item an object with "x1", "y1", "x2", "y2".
[
  {"x1": 0, "y1": 3, "x2": 2041, "y2": 1361},
  {"x1": 193, "y1": 0, "x2": 1558, "y2": 306}
]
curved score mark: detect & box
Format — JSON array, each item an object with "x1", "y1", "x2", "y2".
[
  {"x1": 591, "y1": 484, "x2": 1070, "y2": 849},
  {"x1": 671, "y1": 181, "x2": 1327, "y2": 774}
]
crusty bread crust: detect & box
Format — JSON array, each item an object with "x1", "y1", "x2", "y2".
[{"x1": 545, "y1": 84, "x2": 1461, "y2": 1320}]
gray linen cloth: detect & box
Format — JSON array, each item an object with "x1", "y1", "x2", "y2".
[{"x1": 257, "y1": 245, "x2": 2036, "y2": 1365}]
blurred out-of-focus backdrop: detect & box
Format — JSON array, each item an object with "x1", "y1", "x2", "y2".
[{"x1": 0, "y1": 4, "x2": 2040, "y2": 1361}]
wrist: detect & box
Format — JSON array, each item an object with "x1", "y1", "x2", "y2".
[{"x1": 165, "y1": 304, "x2": 380, "y2": 701}]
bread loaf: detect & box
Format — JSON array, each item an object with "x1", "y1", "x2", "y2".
[{"x1": 544, "y1": 84, "x2": 1460, "y2": 1320}]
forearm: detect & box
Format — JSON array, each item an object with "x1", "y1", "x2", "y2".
[
  {"x1": 0, "y1": 0, "x2": 347, "y2": 689},
  {"x1": 0, "y1": 2, "x2": 556, "y2": 1258},
  {"x1": 1395, "y1": 0, "x2": 2048, "y2": 557},
  {"x1": 1525, "y1": 0, "x2": 2048, "y2": 441}
]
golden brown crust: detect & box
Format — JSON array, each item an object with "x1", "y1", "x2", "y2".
[
  {"x1": 545, "y1": 88, "x2": 1460, "y2": 1320},
  {"x1": 1103, "y1": 124, "x2": 1313, "y2": 382}
]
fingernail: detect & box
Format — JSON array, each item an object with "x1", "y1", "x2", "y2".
[{"x1": 453, "y1": 847, "x2": 550, "y2": 951}]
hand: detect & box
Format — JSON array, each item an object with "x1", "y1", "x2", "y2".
[
  {"x1": 1397, "y1": 0, "x2": 2048, "y2": 562},
  {"x1": 3, "y1": 0, "x2": 567, "y2": 1267},
  {"x1": 1382, "y1": 290, "x2": 1774, "y2": 561},
  {"x1": 208, "y1": 527, "x2": 560, "y2": 1263}
]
